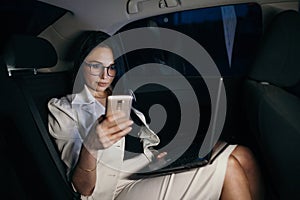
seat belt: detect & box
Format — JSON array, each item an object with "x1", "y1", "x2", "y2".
[{"x1": 16, "y1": 78, "x2": 81, "y2": 200}]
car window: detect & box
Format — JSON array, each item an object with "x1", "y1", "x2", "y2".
[
  {"x1": 114, "y1": 3, "x2": 262, "y2": 149},
  {"x1": 117, "y1": 3, "x2": 262, "y2": 77}
]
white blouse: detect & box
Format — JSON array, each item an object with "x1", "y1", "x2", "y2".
[{"x1": 48, "y1": 85, "x2": 160, "y2": 200}]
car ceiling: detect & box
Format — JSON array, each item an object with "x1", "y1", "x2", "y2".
[
  {"x1": 1, "y1": 0, "x2": 298, "y2": 72},
  {"x1": 38, "y1": 0, "x2": 298, "y2": 34},
  {"x1": 1, "y1": 0, "x2": 298, "y2": 40}
]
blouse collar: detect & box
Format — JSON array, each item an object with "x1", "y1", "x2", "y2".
[{"x1": 71, "y1": 85, "x2": 98, "y2": 104}]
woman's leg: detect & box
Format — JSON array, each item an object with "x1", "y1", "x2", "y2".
[
  {"x1": 221, "y1": 146, "x2": 265, "y2": 200},
  {"x1": 231, "y1": 146, "x2": 265, "y2": 200},
  {"x1": 116, "y1": 144, "x2": 263, "y2": 200},
  {"x1": 116, "y1": 145, "x2": 238, "y2": 200},
  {"x1": 220, "y1": 154, "x2": 252, "y2": 200}
]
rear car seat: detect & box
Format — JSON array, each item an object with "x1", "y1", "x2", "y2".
[
  {"x1": 243, "y1": 10, "x2": 300, "y2": 199},
  {"x1": 1, "y1": 34, "x2": 80, "y2": 200}
]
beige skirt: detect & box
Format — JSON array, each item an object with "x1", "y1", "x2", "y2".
[{"x1": 114, "y1": 144, "x2": 237, "y2": 200}]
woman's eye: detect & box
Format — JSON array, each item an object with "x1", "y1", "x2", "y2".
[
  {"x1": 110, "y1": 64, "x2": 116, "y2": 70},
  {"x1": 91, "y1": 64, "x2": 103, "y2": 69}
]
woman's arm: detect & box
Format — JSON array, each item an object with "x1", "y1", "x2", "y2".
[
  {"x1": 72, "y1": 146, "x2": 98, "y2": 196},
  {"x1": 71, "y1": 111, "x2": 133, "y2": 196}
]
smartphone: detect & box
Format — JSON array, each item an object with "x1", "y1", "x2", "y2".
[{"x1": 106, "y1": 95, "x2": 133, "y2": 120}]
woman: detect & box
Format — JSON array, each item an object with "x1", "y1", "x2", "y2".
[{"x1": 48, "y1": 31, "x2": 264, "y2": 200}]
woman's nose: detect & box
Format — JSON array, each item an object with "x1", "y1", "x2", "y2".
[{"x1": 100, "y1": 68, "x2": 108, "y2": 79}]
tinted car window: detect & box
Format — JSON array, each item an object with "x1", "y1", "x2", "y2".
[
  {"x1": 118, "y1": 3, "x2": 262, "y2": 77},
  {"x1": 116, "y1": 3, "x2": 262, "y2": 153}
]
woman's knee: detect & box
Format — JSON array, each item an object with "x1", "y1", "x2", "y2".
[
  {"x1": 225, "y1": 154, "x2": 246, "y2": 180},
  {"x1": 227, "y1": 154, "x2": 243, "y2": 174},
  {"x1": 226, "y1": 146, "x2": 265, "y2": 200},
  {"x1": 231, "y1": 145, "x2": 257, "y2": 169},
  {"x1": 222, "y1": 155, "x2": 253, "y2": 200}
]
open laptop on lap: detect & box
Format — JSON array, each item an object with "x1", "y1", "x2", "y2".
[{"x1": 129, "y1": 78, "x2": 229, "y2": 179}]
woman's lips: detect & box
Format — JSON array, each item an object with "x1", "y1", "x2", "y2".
[{"x1": 97, "y1": 82, "x2": 108, "y2": 87}]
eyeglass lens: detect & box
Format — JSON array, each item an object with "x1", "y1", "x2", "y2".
[{"x1": 86, "y1": 62, "x2": 116, "y2": 77}]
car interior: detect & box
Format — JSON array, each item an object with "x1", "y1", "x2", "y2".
[{"x1": 0, "y1": 0, "x2": 299, "y2": 199}]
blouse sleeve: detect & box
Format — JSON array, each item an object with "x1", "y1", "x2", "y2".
[{"x1": 48, "y1": 97, "x2": 82, "y2": 179}]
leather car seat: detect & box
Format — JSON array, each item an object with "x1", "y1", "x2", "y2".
[
  {"x1": 243, "y1": 10, "x2": 300, "y2": 199},
  {"x1": 1, "y1": 34, "x2": 79, "y2": 200}
]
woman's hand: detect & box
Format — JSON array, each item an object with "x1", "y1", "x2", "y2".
[
  {"x1": 156, "y1": 152, "x2": 168, "y2": 159},
  {"x1": 84, "y1": 111, "x2": 133, "y2": 151},
  {"x1": 148, "y1": 150, "x2": 168, "y2": 171}
]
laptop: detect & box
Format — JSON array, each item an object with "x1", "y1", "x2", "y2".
[{"x1": 129, "y1": 77, "x2": 229, "y2": 179}]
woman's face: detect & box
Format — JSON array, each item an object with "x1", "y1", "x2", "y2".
[{"x1": 83, "y1": 46, "x2": 115, "y2": 94}]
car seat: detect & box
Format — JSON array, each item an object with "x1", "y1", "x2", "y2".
[
  {"x1": 243, "y1": 10, "x2": 300, "y2": 199},
  {"x1": 1, "y1": 35, "x2": 80, "y2": 200}
]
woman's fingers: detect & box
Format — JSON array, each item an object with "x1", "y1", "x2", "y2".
[
  {"x1": 105, "y1": 111, "x2": 128, "y2": 126},
  {"x1": 95, "y1": 112, "x2": 133, "y2": 149},
  {"x1": 107, "y1": 120, "x2": 133, "y2": 134},
  {"x1": 157, "y1": 152, "x2": 167, "y2": 159},
  {"x1": 98, "y1": 126, "x2": 132, "y2": 148},
  {"x1": 107, "y1": 126, "x2": 132, "y2": 143},
  {"x1": 101, "y1": 111, "x2": 133, "y2": 132},
  {"x1": 98, "y1": 118, "x2": 133, "y2": 134}
]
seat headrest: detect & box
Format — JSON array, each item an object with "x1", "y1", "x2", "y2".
[
  {"x1": 4, "y1": 35, "x2": 57, "y2": 70},
  {"x1": 249, "y1": 10, "x2": 300, "y2": 88}
]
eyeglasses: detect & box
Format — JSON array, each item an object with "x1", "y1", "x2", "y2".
[{"x1": 84, "y1": 61, "x2": 116, "y2": 77}]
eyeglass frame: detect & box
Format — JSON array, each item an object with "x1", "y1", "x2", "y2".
[{"x1": 83, "y1": 61, "x2": 117, "y2": 77}]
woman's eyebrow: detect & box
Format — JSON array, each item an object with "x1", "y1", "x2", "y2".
[
  {"x1": 86, "y1": 60, "x2": 103, "y2": 64},
  {"x1": 87, "y1": 60, "x2": 115, "y2": 65}
]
